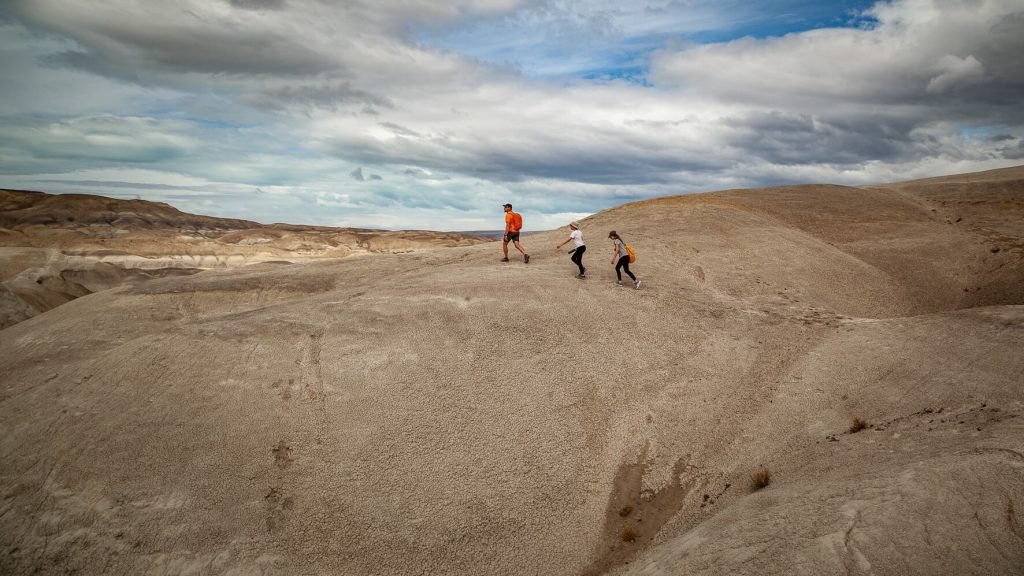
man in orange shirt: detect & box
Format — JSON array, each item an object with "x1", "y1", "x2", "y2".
[{"x1": 502, "y1": 203, "x2": 529, "y2": 263}]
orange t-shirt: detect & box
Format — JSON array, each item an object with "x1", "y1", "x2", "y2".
[{"x1": 505, "y1": 212, "x2": 521, "y2": 232}]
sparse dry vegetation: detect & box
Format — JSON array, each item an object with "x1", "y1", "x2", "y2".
[
  {"x1": 618, "y1": 505, "x2": 633, "y2": 517},
  {"x1": 850, "y1": 416, "x2": 867, "y2": 433},
  {"x1": 620, "y1": 526, "x2": 637, "y2": 543},
  {"x1": 750, "y1": 467, "x2": 771, "y2": 491}
]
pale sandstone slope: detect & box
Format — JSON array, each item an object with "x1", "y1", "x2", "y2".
[
  {"x1": 0, "y1": 167, "x2": 1022, "y2": 576},
  {"x1": 0, "y1": 189, "x2": 488, "y2": 329}
]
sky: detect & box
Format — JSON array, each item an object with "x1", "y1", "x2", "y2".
[{"x1": 0, "y1": 0, "x2": 1022, "y2": 231}]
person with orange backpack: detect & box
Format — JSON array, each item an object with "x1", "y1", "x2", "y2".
[
  {"x1": 608, "y1": 230, "x2": 640, "y2": 289},
  {"x1": 501, "y1": 203, "x2": 530, "y2": 264}
]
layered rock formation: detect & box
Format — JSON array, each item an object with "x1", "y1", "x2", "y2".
[{"x1": 0, "y1": 189, "x2": 488, "y2": 328}]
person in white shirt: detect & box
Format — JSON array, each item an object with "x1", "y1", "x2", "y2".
[{"x1": 555, "y1": 221, "x2": 587, "y2": 278}]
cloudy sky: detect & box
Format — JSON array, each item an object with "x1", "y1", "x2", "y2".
[{"x1": 1, "y1": 0, "x2": 1022, "y2": 230}]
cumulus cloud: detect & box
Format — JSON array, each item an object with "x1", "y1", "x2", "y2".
[
  {"x1": 926, "y1": 55, "x2": 987, "y2": 94},
  {"x1": 649, "y1": 0, "x2": 1024, "y2": 113}
]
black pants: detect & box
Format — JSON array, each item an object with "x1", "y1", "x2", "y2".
[
  {"x1": 570, "y1": 245, "x2": 586, "y2": 274},
  {"x1": 616, "y1": 255, "x2": 635, "y2": 281}
]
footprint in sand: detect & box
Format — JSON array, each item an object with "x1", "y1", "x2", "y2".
[
  {"x1": 271, "y1": 440, "x2": 293, "y2": 469},
  {"x1": 264, "y1": 486, "x2": 294, "y2": 532}
]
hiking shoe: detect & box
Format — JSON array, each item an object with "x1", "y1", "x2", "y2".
[
  {"x1": 524, "y1": 254, "x2": 530, "y2": 264},
  {"x1": 635, "y1": 279, "x2": 642, "y2": 289},
  {"x1": 615, "y1": 281, "x2": 623, "y2": 287},
  {"x1": 581, "y1": 267, "x2": 586, "y2": 276},
  {"x1": 500, "y1": 257, "x2": 510, "y2": 262}
]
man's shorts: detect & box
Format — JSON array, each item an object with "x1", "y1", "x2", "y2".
[{"x1": 505, "y1": 232, "x2": 521, "y2": 242}]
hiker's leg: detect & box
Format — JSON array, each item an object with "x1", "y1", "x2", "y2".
[
  {"x1": 615, "y1": 258, "x2": 624, "y2": 281},
  {"x1": 502, "y1": 238, "x2": 509, "y2": 258},
  {"x1": 620, "y1": 257, "x2": 636, "y2": 281},
  {"x1": 513, "y1": 240, "x2": 526, "y2": 255},
  {"x1": 571, "y1": 246, "x2": 586, "y2": 273}
]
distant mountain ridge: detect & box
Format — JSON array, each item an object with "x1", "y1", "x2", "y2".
[
  {"x1": 0, "y1": 188, "x2": 491, "y2": 329},
  {"x1": 0, "y1": 189, "x2": 259, "y2": 230}
]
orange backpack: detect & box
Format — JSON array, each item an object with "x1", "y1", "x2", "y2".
[
  {"x1": 510, "y1": 212, "x2": 523, "y2": 231},
  {"x1": 625, "y1": 244, "x2": 636, "y2": 263}
]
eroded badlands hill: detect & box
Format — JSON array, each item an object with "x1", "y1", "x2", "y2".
[
  {"x1": 1, "y1": 167, "x2": 1022, "y2": 576},
  {"x1": 0, "y1": 189, "x2": 488, "y2": 329}
]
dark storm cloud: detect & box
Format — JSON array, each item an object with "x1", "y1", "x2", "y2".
[
  {"x1": 464, "y1": 146, "x2": 726, "y2": 185},
  {"x1": 969, "y1": 11, "x2": 1024, "y2": 106},
  {"x1": 4, "y1": 1, "x2": 337, "y2": 77},
  {"x1": 720, "y1": 112, "x2": 924, "y2": 166},
  {"x1": 1001, "y1": 140, "x2": 1024, "y2": 160},
  {"x1": 78, "y1": 27, "x2": 335, "y2": 77},
  {"x1": 330, "y1": 130, "x2": 730, "y2": 186}
]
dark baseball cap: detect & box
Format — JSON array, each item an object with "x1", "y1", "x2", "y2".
[{"x1": 502, "y1": 203, "x2": 512, "y2": 208}]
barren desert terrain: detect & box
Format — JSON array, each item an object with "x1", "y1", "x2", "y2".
[
  {"x1": 1, "y1": 167, "x2": 1023, "y2": 575},
  {"x1": 0, "y1": 189, "x2": 488, "y2": 330}
]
